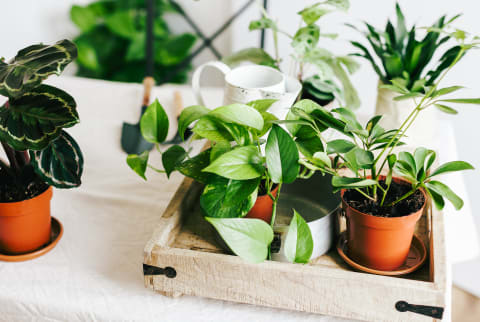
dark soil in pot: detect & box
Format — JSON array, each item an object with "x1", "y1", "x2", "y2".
[
  {"x1": 343, "y1": 179, "x2": 425, "y2": 218},
  {"x1": 0, "y1": 166, "x2": 49, "y2": 202}
]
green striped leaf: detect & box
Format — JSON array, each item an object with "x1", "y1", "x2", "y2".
[
  {"x1": 0, "y1": 84, "x2": 79, "y2": 150},
  {"x1": 30, "y1": 130, "x2": 83, "y2": 189},
  {"x1": 0, "y1": 40, "x2": 77, "y2": 98}
]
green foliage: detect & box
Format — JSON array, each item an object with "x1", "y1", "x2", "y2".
[
  {"x1": 205, "y1": 217, "x2": 274, "y2": 263},
  {"x1": 140, "y1": 99, "x2": 169, "y2": 144},
  {"x1": 69, "y1": 0, "x2": 196, "y2": 84},
  {"x1": 284, "y1": 209, "x2": 314, "y2": 263},
  {"x1": 0, "y1": 40, "x2": 83, "y2": 190},
  {"x1": 224, "y1": 0, "x2": 359, "y2": 108},
  {"x1": 266, "y1": 125, "x2": 299, "y2": 184},
  {"x1": 126, "y1": 151, "x2": 149, "y2": 180},
  {"x1": 349, "y1": 2, "x2": 468, "y2": 93},
  {"x1": 203, "y1": 146, "x2": 265, "y2": 180}
]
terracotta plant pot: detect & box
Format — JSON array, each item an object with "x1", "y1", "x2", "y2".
[
  {"x1": 0, "y1": 187, "x2": 53, "y2": 255},
  {"x1": 245, "y1": 185, "x2": 279, "y2": 223},
  {"x1": 341, "y1": 177, "x2": 425, "y2": 271}
]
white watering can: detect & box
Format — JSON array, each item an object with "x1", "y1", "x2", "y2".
[{"x1": 192, "y1": 61, "x2": 302, "y2": 119}]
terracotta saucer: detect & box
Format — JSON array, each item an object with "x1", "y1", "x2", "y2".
[
  {"x1": 336, "y1": 231, "x2": 427, "y2": 276},
  {"x1": 0, "y1": 216, "x2": 63, "y2": 262}
]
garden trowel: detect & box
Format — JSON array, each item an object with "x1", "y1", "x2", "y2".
[{"x1": 121, "y1": 0, "x2": 155, "y2": 155}]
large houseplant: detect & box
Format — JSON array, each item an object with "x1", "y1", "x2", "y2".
[
  {"x1": 127, "y1": 99, "x2": 314, "y2": 264},
  {"x1": 282, "y1": 25, "x2": 480, "y2": 270},
  {"x1": 0, "y1": 40, "x2": 84, "y2": 255},
  {"x1": 224, "y1": 0, "x2": 360, "y2": 108},
  {"x1": 70, "y1": 0, "x2": 196, "y2": 84},
  {"x1": 349, "y1": 3, "x2": 467, "y2": 145}
]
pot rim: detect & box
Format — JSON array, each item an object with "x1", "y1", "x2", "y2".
[
  {"x1": 0, "y1": 186, "x2": 52, "y2": 210},
  {"x1": 340, "y1": 175, "x2": 427, "y2": 221}
]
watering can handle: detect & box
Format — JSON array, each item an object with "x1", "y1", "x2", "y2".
[{"x1": 192, "y1": 61, "x2": 231, "y2": 106}]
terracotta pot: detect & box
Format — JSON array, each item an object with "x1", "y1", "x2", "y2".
[
  {"x1": 341, "y1": 176, "x2": 425, "y2": 271},
  {"x1": 0, "y1": 187, "x2": 53, "y2": 255},
  {"x1": 245, "y1": 185, "x2": 279, "y2": 223}
]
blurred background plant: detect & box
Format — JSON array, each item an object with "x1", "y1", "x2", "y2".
[{"x1": 70, "y1": 0, "x2": 196, "y2": 83}]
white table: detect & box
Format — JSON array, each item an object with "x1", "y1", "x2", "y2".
[{"x1": 0, "y1": 76, "x2": 475, "y2": 322}]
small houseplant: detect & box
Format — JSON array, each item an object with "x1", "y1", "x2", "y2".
[
  {"x1": 0, "y1": 40, "x2": 83, "y2": 255},
  {"x1": 70, "y1": 0, "x2": 196, "y2": 84},
  {"x1": 282, "y1": 25, "x2": 480, "y2": 270},
  {"x1": 224, "y1": 0, "x2": 360, "y2": 108},
  {"x1": 349, "y1": 3, "x2": 468, "y2": 144},
  {"x1": 127, "y1": 99, "x2": 314, "y2": 264}
]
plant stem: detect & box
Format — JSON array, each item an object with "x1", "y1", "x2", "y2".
[
  {"x1": 268, "y1": 182, "x2": 282, "y2": 260},
  {"x1": 355, "y1": 188, "x2": 376, "y2": 201},
  {"x1": 1, "y1": 141, "x2": 19, "y2": 171},
  {"x1": 385, "y1": 186, "x2": 417, "y2": 207}
]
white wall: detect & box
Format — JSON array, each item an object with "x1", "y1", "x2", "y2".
[{"x1": 2, "y1": 0, "x2": 480, "y2": 292}]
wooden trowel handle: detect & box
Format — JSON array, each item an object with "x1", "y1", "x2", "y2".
[{"x1": 142, "y1": 76, "x2": 155, "y2": 106}]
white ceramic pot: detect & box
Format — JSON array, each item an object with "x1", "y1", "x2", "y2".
[
  {"x1": 375, "y1": 83, "x2": 437, "y2": 147},
  {"x1": 271, "y1": 172, "x2": 340, "y2": 262}
]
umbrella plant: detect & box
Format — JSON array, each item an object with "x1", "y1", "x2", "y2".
[
  {"x1": 223, "y1": 0, "x2": 360, "y2": 108},
  {"x1": 0, "y1": 39, "x2": 84, "y2": 201},
  {"x1": 127, "y1": 99, "x2": 313, "y2": 264}
]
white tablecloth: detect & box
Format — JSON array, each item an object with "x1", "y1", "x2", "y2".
[{"x1": 0, "y1": 76, "x2": 476, "y2": 322}]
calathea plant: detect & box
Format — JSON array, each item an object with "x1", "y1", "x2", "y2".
[
  {"x1": 224, "y1": 0, "x2": 360, "y2": 108},
  {"x1": 127, "y1": 99, "x2": 313, "y2": 264},
  {"x1": 349, "y1": 2, "x2": 467, "y2": 94},
  {"x1": 0, "y1": 40, "x2": 83, "y2": 201}
]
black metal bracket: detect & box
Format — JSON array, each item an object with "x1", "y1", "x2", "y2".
[
  {"x1": 395, "y1": 301, "x2": 444, "y2": 319},
  {"x1": 143, "y1": 264, "x2": 177, "y2": 278}
]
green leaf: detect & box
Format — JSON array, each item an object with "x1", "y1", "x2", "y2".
[
  {"x1": 30, "y1": 130, "x2": 83, "y2": 188},
  {"x1": 312, "y1": 151, "x2": 331, "y2": 168},
  {"x1": 257, "y1": 112, "x2": 278, "y2": 137},
  {"x1": 75, "y1": 39, "x2": 99, "y2": 70},
  {"x1": 210, "y1": 142, "x2": 231, "y2": 162},
  {"x1": 178, "y1": 105, "x2": 210, "y2": 140},
  {"x1": 176, "y1": 149, "x2": 212, "y2": 184},
  {"x1": 426, "y1": 180, "x2": 463, "y2": 210},
  {"x1": 331, "y1": 176, "x2": 377, "y2": 189},
  {"x1": 249, "y1": 17, "x2": 276, "y2": 31},
  {"x1": 329, "y1": 59, "x2": 361, "y2": 109},
  {"x1": 209, "y1": 104, "x2": 264, "y2": 131},
  {"x1": 431, "y1": 86, "x2": 464, "y2": 98},
  {"x1": 126, "y1": 150, "x2": 149, "y2": 180},
  {"x1": 399, "y1": 151, "x2": 417, "y2": 174},
  {"x1": 104, "y1": 10, "x2": 136, "y2": 38},
  {"x1": 434, "y1": 104, "x2": 458, "y2": 114},
  {"x1": 326, "y1": 139, "x2": 356, "y2": 154},
  {"x1": 126, "y1": 33, "x2": 145, "y2": 61},
  {"x1": 414, "y1": 147, "x2": 429, "y2": 176},
  {"x1": 192, "y1": 116, "x2": 233, "y2": 143},
  {"x1": 200, "y1": 177, "x2": 259, "y2": 218},
  {"x1": 70, "y1": 5, "x2": 97, "y2": 32},
  {"x1": 155, "y1": 33, "x2": 196, "y2": 66},
  {"x1": 439, "y1": 98, "x2": 480, "y2": 104},
  {"x1": 354, "y1": 148, "x2": 374, "y2": 169},
  {"x1": 162, "y1": 145, "x2": 187, "y2": 178},
  {"x1": 386, "y1": 154, "x2": 397, "y2": 186},
  {"x1": 205, "y1": 217, "x2": 274, "y2": 263},
  {"x1": 291, "y1": 25, "x2": 320, "y2": 55},
  {"x1": 247, "y1": 99, "x2": 278, "y2": 113},
  {"x1": 140, "y1": 99, "x2": 169, "y2": 144},
  {"x1": 0, "y1": 84, "x2": 79, "y2": 151},
  {"x1": 298, "y1": 4, "x2": 332, "y2": 25},
  {"x1": 325, "y1": 0, "x2": 350, "y2": 11},
  {"x1": 393, "y1": 92, "x2": 423, "y2": 101},
  {"x1": 0, "y1": 39, "x2": 77, "y2": 97},
  {"x1": 223, "y1": 48, "x2": 277, "y2": 68},
  {"x1": 430, "y1": 161, "x2": 474, "y2": 177},
  {"x1": 426, "y1": 187, "x2": 445, "y2": 210},
  {"x1": 266, "y1": 125, "x2": 299, "y2": 184},
  {"x1": 203, "y1": 146, "x2": 265, "y2": 180},
  {"x1": 295, "y1": 136, "x2": 324, "y2": 159},
  {"x1": 284, "y1": 210, "x2": 314, "y2": 264}
]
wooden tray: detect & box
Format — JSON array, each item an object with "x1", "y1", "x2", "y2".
[{"x1": 143, "y1": 177, "x2": 446, "y2": 322}]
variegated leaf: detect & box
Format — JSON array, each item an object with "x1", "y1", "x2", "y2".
[
  {"x1": 0, "y1": 39, "x2": 77, "y2": 97},
  {"x1": 30, "y1": 130, "x2": 83, "y2": 189},
  {"x1": 0, "y1": 84, "x2": 79, "y2": 150}
]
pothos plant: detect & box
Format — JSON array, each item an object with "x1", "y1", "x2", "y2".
[
  {"x1": 0, "y1": 40, "x2": 84, "y2": 201},
  {"x1": 127, "y1": 99, "x2": 313, "y2": 263},
  {"x1": 223, "y1": 0, "x2": 360, "y2": 108},
  {"x1": 282, "y1": 25, "x2": 480, "y2": 212},
  {"x1": 349, "y1": 2, "x2": 468, "y2": 95}
]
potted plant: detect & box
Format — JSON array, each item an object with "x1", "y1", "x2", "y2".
[
  {"x1": 349, "y1": 3, "x2": 467, "y2": 145},
  {"x1": 282, "y1": 25, "x2": 480, "y2": 270},
  {"x1": 0, "y1": 40, "x2": 83, "y2": 255},
  {"x1": 127, "y1": 98, "x2": 314, "y2": 264},
  {"x1": 223, "y1": 0, "x2": 359, "y2": 109}
]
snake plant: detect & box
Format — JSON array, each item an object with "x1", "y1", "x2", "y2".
[{"x1": 0, "y1": 40, "x2": 84, "y2": 196}]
